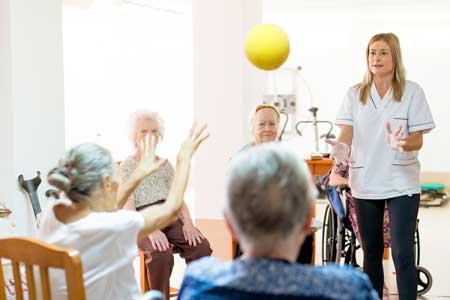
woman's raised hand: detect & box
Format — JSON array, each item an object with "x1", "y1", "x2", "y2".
[
  {"x1": 136, "y1": 134, "x2": 167, "y2": 177},
  {"x1": 177, "y1": 123, "x2": 209, "y2": 163}
]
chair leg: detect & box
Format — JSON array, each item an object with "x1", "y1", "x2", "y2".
[
  {"x1": 383, "y1": 247, "x2": 390, "y2": 260},
  {"x1": 169, "y1": 287, "x2": 178, "y2": 298},
  {"x1": 139, "y1": 250, "x2": 150, "y2": 292},
  {"x1": 140, "y1": 246, "x2": 179, "y2": 297},
  {"x1": 169, "y1": 246, "x2": 180, "y2": 298}
]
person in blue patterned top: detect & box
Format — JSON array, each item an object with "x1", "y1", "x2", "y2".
[{"x1": 178, "y1": 143, "x2": 378, "y2": 300}]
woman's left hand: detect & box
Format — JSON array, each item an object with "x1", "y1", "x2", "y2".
[
  {"x1": 386, "y1": 122, "x2": 407, "y2": 152},
  {"x1": 182, "y1": 222, "x2": 205, "y2": 247}
]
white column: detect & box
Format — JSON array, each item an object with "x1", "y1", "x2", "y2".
[
  {"x1": 0, "y1": 0, "x2": 65, "y2": 236},
  {"x1": 192, "y1": 0, "x2": 264, "y2": 220},
  {"x1": 0, "y1": 0, "x2": 15, "y2": 235}
]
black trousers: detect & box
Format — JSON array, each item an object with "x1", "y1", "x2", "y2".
[
  {"x1": 233, "y1": 234, "x2": 314, "y2": 264},
  {"x1": 354, "y1": 194, "x2": 420, "y2": 300}
]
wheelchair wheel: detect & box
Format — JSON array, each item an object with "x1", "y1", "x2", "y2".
[
  {"x1": 417, "y1": 265, "x2": 432, "y2": 296},
  {"x1": 342, "y1": 222, "x2": 360, "y2": 268},
  {"x1": 322, "y1": 204, "x2": 338, "y2": 264}
]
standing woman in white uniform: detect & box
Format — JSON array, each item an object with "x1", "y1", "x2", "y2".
[{"x1": 328, "y1": 33, "x2": 435, "y2": 300}]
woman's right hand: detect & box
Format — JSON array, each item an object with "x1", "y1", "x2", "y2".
[
  {"x1": 325, "y1": 139, "x2": 351, "y2": 166},
  {"x1": 176, "y1": 123, "x2": 209, "y2": 163},
  {"x1": 149, "y1": 230, "x2": 170, "y2": 252},
  {"x1": 136, "y1": 134, "x2": 167, "y2": 178}
]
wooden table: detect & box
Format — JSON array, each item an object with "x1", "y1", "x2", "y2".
[
  {"x1": 305, "y1": 158, "x2": 333, "y2": 220},
  {"x1": 305, "y1": 159, "x2": 333, "y2": 177},
  {"x1": 305, "y1": 158, "x2": 333, "y2": 265}
]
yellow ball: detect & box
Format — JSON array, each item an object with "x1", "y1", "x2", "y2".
[{"x1": 245, "y1": 24, "x2": 290, "y2": 71}]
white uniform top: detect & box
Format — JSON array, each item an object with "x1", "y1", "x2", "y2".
[
  {"x1": 335, "y1": 80, "x2": 435, "y2": 199},
  {"x1": 38, "y1": 201, "x2": 144, "y2": 300}
]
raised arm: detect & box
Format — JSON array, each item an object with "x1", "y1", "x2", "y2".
[{"x1": 138, "y1": 124, "x2": 209, "y2": 239}]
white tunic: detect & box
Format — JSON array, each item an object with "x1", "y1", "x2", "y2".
[
  {"x1": 335, "y1": 80, "x2": 435, "y2": 199},
  {"x1": 38, "y1": 202, "x2": 144, "y2": 300}
]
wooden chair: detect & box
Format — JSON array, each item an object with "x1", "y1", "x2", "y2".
[
  {"x1": 139, "y1": 247, "x2": 179, "y2": 298},
  {"x1": 0, "y1": 237, "x2": 85, "y2": 300}
]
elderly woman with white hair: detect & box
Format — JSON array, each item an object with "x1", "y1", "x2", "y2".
[
  {"x1": 178, "y1": 143, "x2": 378, "y2": 300},
  {"x1": 119, "y1": 111, "x2": 212, "y2": 299},
  {"x1": 243, "y1": 103, "x2": 281, "y2": 150}
]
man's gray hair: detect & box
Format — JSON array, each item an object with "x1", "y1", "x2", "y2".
[
  {"x1": 48, "y1": 143, "x2": 114, "y2": 203},
  {"x1": 128, "y1": 110, "x2": 165, "y2": 145},
  {"x1": 226, "y1": 143, "x2": 315, "y2": 245}
]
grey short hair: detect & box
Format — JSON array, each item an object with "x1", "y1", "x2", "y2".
[
  {"x1": 226, "y1": 143, "x2": 314, "y2": 246},
  {"x1": 128, "y1": 110, "x2": 165, "y2": 146},
  {"x1": 48, "y1": 143, "x2": 114, "y2": 203}
]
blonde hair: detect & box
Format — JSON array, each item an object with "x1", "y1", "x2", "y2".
[
  {"x1": 249, "y1": 104, "x2": 280, "y2": 129},
  {"x1": 357, "y1": 33, "x2": 406, "y2": 104},
  {"x1": 128, "y1": 110, "x2": 165, "y2": 147}
]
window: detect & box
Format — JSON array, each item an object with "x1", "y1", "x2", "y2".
[{"x1": 63, "y1": 0, "x2": 193, "y2": 162}]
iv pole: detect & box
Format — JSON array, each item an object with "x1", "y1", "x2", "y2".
[{"x1": 296, "y1": 107, "x2": 333, "y2": 153}]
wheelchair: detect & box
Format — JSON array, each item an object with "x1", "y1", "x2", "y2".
[{"x1": 321, "y1": 183, "x2": 433, "y2": 296}]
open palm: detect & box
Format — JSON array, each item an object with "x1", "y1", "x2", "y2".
[
  {"x1": 177, "y1": 123, "x2": 209, "y2": 163},
  {"x1": 137, "y1": 134, "x2": 167, "y2": 176}
]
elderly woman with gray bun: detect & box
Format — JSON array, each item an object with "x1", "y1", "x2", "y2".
[
  {"x1": 178, "y1": 144, "x2": 378, "y2": 300},
  {"x1": 119, "y1": 111, "x2": 212, "y2": 299},
  {"x1": 38, "y1": 124, "x2": 208, "y2": 300}
]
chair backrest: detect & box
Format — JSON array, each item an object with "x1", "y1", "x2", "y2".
[{"x1": 0, "y1": 237, "x2": 86, "y2": 300}]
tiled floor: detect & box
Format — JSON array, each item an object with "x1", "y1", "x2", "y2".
[{"x1": 136, "y1": 199, "x2": 450, "y2": 299}]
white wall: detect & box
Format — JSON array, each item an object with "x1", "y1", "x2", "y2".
[
  {"x1": 192, "y1": 0, "x2": 264, "y2": 219},
  {"x1": 0, "y1": 0, "x2": 65, "y2": 236},
  {"x1": 0, "y1": 0, "x2": 14, "y2": 235},
  {"x1": 63, "y1": 0, "x2": 265, "y2": 221},
  {"x1": 263, "y1": 0, "x2": 450, "y2": 172}
]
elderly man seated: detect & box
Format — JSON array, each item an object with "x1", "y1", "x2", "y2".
[{"x1": 178, "y1": 143, "x2": 378, "y2": 300}]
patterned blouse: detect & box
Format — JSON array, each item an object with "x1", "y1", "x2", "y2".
[{"x1": 119, "y1": 156, "x2": 174, "y2": 208}]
